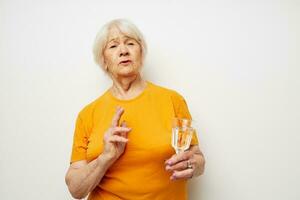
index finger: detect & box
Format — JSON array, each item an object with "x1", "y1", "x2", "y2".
[{"x1": 111, "y1": 106, "x2": 124, "y2": 127}]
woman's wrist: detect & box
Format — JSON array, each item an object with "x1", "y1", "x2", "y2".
[
  {"x1": 97, "y1": 153, "x2": 116, "y2": 168},
  {"x1": 194, "y1": 153, "x2": 205, "y2": 177}
]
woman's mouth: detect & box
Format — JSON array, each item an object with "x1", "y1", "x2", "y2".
[{"x1": 119, "y1": 60, "x2": 132, "y2": 65}]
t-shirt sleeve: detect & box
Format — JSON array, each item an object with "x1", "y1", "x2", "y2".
[
  {"x1": 171, "y1": 91, "x2": 199, "y2": 146},
  {"x1": 70, "y1": 113, "x2": 88, "y2": 164}
]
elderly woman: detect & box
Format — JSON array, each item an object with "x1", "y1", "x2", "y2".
[{"x1": 65, "y1": 19, "x2": 205, "y2": 200}]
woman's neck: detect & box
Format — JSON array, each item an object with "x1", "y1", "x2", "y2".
[{"x1": 110, "y1": 73, "x2": 147, "y2": 100}]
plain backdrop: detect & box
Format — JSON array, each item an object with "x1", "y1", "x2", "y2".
[{"x1": 0, "y1": 0, "x2": 299, "y2": 199}]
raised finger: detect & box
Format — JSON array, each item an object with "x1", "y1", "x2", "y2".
[
  {"x1": 111, "y1": 106, "x2": 124, "y2": 127},
  {"x1": 120, "y1": 121, "x2": 128, "y2": 138}
]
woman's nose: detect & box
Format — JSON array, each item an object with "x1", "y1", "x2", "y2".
[{"x1": 119, "y1": 44, "x2": 129, "y2": 57}]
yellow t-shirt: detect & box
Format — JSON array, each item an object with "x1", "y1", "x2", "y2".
[{"x1": 70, "y1": 81, "x2": 198, "y2": 200}]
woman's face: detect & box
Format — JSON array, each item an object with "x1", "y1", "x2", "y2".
[{"x1": 103, "y1": 27, "x2": 142, "y2": 78}]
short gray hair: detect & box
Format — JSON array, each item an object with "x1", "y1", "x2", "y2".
[{"x1": 93, "y1": 19, "x2": 147, "y2": 70}]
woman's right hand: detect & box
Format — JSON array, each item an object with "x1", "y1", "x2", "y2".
[{"x1": 102, "y1": 106, "x2": 131, "y2": 162}]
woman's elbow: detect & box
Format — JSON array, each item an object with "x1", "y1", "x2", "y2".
[
  {"x1": 65, "y1": 173, "x2": 88, "y2": 199},
  {"x1": 70, "y1": 190, "x2": 88, "y2": 200}
]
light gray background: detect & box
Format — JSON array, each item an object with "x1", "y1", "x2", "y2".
[{"x1": 0, "y1": 0, "x2": 299, "y2": 199}]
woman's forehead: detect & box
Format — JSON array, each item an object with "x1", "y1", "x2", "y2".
[{"x1": 107, "y1": 27, "x2": 135, "y2": 42}]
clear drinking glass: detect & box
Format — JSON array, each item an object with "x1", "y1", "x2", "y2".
[{"x1": 171, "y1": 118, "x2": 194, "y2": 154}]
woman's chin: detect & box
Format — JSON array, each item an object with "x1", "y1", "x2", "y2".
[
  {"x1": 117, "y1": 71, "x2": 137, "y2": 77},
  {"x1": 117, "y1": 67, "x2": 138, "y2": 77}
]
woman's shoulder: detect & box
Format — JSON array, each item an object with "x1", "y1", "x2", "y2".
[
  {"x1": 148, "y1": 81, "x2": 185, "y2": 100},
  {"x1": 76, "y1": 91, "x2": 110, "y2": 119}
]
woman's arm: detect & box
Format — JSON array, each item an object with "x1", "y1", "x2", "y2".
[
  {"x1": 65, "y1": 155, "x2": 114, "y2": 199},
  {"x1": 66, "y1": 107, "x2": 131, "y2": 199}
]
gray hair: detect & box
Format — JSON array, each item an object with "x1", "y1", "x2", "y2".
[{"x1": 93, "y1": 19, "x2": 147, "y2": 70}]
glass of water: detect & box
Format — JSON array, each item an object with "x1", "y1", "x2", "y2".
[{"x1": 171, "y1": 118, "x2": 194, "y2": 154}]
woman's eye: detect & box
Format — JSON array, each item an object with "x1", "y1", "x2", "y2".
[
  {"x1": 109, "y1": 45, "x2": 117, "y2": 49},
  {"x1": 128, "y1": 42, "x2": 134, "y2": 46}
]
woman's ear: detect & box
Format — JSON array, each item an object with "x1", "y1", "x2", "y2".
[
  {"x1": 101, "y1": 57, "x2": 108, "y2": 71},
  {"x1": 105, "y1": 65, "x2": 108, "y2": 71}
]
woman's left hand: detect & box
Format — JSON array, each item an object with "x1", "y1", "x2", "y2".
[{"x1": 165, "y1": 145, "x2": 205, "y2": 181}]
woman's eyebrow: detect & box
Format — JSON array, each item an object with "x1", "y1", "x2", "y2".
[
  {"x1": 107, "y1": 36, "x2": 135, "y2": 44},
  {"x1": 124, "y1": 37, "x2": 134, "y2": 41},
  {"x1": 108, "y1": 38, "x2": 119, "y2": 43}
]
